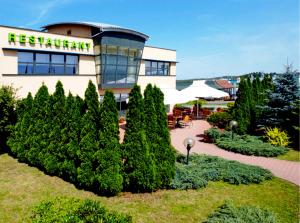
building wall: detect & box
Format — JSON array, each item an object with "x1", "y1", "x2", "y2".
[
  {"x1": 142, "y1": 46, "x2": 176, "y2": 62},
  {"x1": 45, "y1": 25, "x2": 92, "y2": 38},
  {"x1": 137, "y1": 76, "x2": 176, "y2": 93}
]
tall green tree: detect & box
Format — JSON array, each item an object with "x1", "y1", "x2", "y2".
[
  {"x1": 0, "y1": 86, "x2": 16, "y2": 153},
  {"x1": 122, "y1": 85, "x2": 156, "y2": 192},
  {"x1": 78, "y1": 81, "x2": 100, "y2": 189},
  {"x1": 152, "y1": 86, "x2": 176, "y2": 187},
  {"x1": 262, "y1": 65, "x2": 299, "y2": 149},
  {"x1": 94, "y1": 90, "x2": 123, "y2": 195}
]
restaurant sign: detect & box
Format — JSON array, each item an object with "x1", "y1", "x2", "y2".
[{"x1": 8, "y1": 33, "x2": 91, "y2": 50}]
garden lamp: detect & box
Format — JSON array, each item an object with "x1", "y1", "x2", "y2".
[
  {"x1": 183, "y1": 137, "x2": 195, "y2": 165},
  {"x1": 229, "y1": 120, "x2": 238, "y2": 140}
]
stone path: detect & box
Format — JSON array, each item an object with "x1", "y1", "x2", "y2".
[{"x1": 170, "y1": 120, "x2": 300, "y2": 186}]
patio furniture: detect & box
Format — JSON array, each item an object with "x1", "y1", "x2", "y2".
[{"x1": 179, "y1": 115, "x2": 193, "y2": 128}]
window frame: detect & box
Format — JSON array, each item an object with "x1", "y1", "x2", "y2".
[{"x1": 145, "y1": 60, "x2": 170, "y2": 76}]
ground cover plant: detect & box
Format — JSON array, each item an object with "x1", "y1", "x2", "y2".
[
  {"x1": 1, "y1": 154, "x2": 298, "y2": 223},
  {"x1": 204, "y1": 201, "x2": 276, "y2": 223},
  {"x1": 170, "y1": 154, "x2": 272, "y2": 190},
  {"x1": 31, "y1": 196, "x2": 132, "y2": 223},
  {"x1": 204, "y1": 128, "x2": 289, "y2": 157}
]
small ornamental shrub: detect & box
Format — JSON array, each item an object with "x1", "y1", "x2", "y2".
[
  {"x1": 204, "y1": 128, "x2": 289, "y2": 157},
  {"x1": 207, "y1": 112, "x2": 232, "y2": 129},
  {"x1": 264, "y1": 127, "x2": 290, "y2": 147},
  {"x1": 170, "y1": 154, "x2": 272, "y2": 190},
  {"x1": 204, "y1": 201, "x2": 276, "y2": 223},
  {"x1": 30, "y1": 197, "x2": 132, "y2": 223}
]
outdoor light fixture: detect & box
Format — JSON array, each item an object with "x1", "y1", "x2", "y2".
[
  {"x1": 229, "y1": 120, "x2": 238, "y2": 140},
  {"x1": 183, "y1": 137, "x2": 195, "y2": 165}
]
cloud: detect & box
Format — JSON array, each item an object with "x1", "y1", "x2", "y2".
[{"x1": 24, "y1": 0, "x2": 71, "y2": 27}]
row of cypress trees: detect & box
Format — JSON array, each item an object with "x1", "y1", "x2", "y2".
[
  {"x1": 8, "y1": 81, "x2": 175, "y2": 195},
  {"x1": 232, "y1": 73, "x2": 273, "y2": 134}
]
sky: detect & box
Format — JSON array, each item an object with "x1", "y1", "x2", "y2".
[{"x1": 0, "y1": 0, "x2": 299, "y2": 79}]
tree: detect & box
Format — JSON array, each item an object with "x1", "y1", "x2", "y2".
[
  {"x1": 94, "y1": 90, "x2": 123, "y2": 195},
  {"x1": 262, "y1": 64, "x2": 299, "y2": 149},
  {"x1": 122, "y1": 85, "x2": 156, "y2": 192},
  {"x1": 0, "y1": 86, "x2": 16, "y2": 153},
  {"x1": 78, "y1": 81, "x2": 101, "y2": 189},
  {"x1": 152, "y1": 86, "x2": 176, "y2": 187}
]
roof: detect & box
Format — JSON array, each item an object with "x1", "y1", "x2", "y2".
[
  {"x1": 215, "y1": 79, "x2": 234, "y2": 89},
  {"x1": 42, "y1": 21, "x2": 149, "y2": 40}
]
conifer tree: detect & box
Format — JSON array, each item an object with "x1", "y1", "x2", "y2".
[
  {"x1": 28, "y1": 84, "x2": 50, "y2": 167},
  {"x1": 122, "y1": 85, "x2": 156, "y2": 192},
  {"x1": 78, "y1": 81, "x2": 100, "y2": 189},
  {"x1": 152, "y1": 86, "x2": 176, "y2": 187},
  {"x1": 8, "y1": 93, "x2": 33, "y2": 160},
  {"x1": 94, "y1": 90, "x2": 123, "y2": 195},
  {"x1": 0, "y1": 86, "x2": 16, "y2": 152}
]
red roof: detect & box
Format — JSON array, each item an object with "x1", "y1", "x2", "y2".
[{"x1": 215, "y1": 79, "x2": 234, "y2": 89}]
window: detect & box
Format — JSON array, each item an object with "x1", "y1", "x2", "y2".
[
  {"x1": 145, "y1": 60, "x2": 170, "y2": 76},
  {"x1": 18, "y1": 51, "x2": 78, "y2": 75}
]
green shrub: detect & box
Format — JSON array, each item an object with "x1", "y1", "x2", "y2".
[
  {"x1": 204, "y1": 201, "x2": 276, "y2": 223},
  {"x1": 207, "y1": 112, "x2": 232, "y2": 129},
  {"x1": 30, "y1": 197, "x2": 132, "y2": 223},
  {"x1": 264, "y1": 127, "x2": 290, "y2": 147},
  {"x1": 204, "y1": 128, "x2": 289, "y2": 157},
  {"x1": 170, "y1": 154, "x2": 272, "y2": 190}
]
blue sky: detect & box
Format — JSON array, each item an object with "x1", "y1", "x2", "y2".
[{"x1": 0, "y1": 0, "x2": 298, "y2": 79}]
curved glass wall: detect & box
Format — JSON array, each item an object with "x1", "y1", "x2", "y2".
[{"x1": 94, "y1": 32, "x2": 145, "y2": 88}]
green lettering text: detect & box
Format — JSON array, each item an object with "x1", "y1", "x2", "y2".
[
  {"x1": 71, "y1": 41, "x2": 77, "y2": 49},
  {"x1": 29, "y1": 35, "x2": 35, "y2": 44},
  {"x1": 46, "y1": 38, "x2": 52, "y2": 46},
  {"x1": 86, "y1": 42, "x2": 91, "y2": 50},
  {"x1": 79, "y1": 42, "x2": 85, "y2": 49},
  {"x1": 54, "y1": 39, "x2": 61, "y2": 47},
  {"x1": 19, "y1": 34, "x2": 26, "y2": 43},
  {"x1": 8, "y1": 33, "x2": 16, "y2": 42},
  {"x1": 38, "y1": 36, "x2": 44, "y2": 44},
  {"x1": 63, "y1": 40, "x2": 69, "y2": 48}
]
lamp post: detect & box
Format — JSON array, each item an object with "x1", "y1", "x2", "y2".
[
  {"x1": 183, "y1": 137, "x2": 195, "y2": 165},
  {"x1": 229, "y1": 120, "x2": 238, "y2": 140}
]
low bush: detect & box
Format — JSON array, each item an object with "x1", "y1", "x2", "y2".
[
  {"x1": 170, "y1": 154, "x2": 272, "y2": 190},
  {"x1": 204, "y1": 201, "x2": 276, "y2": 223},
  {"x1": 264, "y1": 127, "x2": 290, "y2": 147},
  {"x1": 207, "y1": 112, "x2": 232, "y2": 129},
  {"x1": 204, "y1": 128, "x2": 289, "y2": 157},
  {"x1": 30, "y1": 197, "x2": 132, "y2": 223}
]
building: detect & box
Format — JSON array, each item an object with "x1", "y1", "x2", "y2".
[{"x1": 0, "y1": 22, "x2": 177, "y2": 114}]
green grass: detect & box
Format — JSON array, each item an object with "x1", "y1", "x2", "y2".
[
  {"x1": 0, "y1": 154, "x2": 299, "y2": 223},
  {"x1": 276, "y1": 150, "x2": 300, "y2": 162}
]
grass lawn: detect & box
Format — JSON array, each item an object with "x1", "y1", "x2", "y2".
[
  {"x1": 0, "y1": 153, "x2": 299, "y2": 223},
  {"x1": 276, "y1": 149, "x2": 300, "y2": 162}
]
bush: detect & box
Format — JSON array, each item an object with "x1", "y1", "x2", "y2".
[
  {"x1": 204, "y1": 201, "x2": 276, "y2": 223},
  {"x1": 207, "y1": 112, "x2": 232, "y2": 129},
  {"x1": 170, "y1": 154, "x2": 272, "y2": 190},
  {"x1": 204, "y1": 128, "x2": 289, "y2": 157},
  {"x1": 30, "y1": 197, "x2": 132, "y2": 223},
  {"x1": 264, "y1": 127, "x2": 290, "y2": 147}
]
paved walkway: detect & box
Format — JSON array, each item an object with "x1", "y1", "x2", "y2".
[{"x1": 170, "y1": 120, "x2": 300, "y2": 186}]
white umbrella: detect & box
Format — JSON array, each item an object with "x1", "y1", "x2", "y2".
[{"x1": 160, "y1": 88, "x2": 194, "y2": 105}]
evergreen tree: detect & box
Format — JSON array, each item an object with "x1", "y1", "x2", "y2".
[
  {"x1": 8, "y1": 93, "x2": 33, "y2": 160},
  {"x1": 122, "y1": 85, "x2": 156, "y2": 192},
  {"x1": 152, "y1": 86, "x2": 176, "y2": 188},
  {"x1": 28, "y1": 84, "x2": 50, "y2": 167},
  {"x1": 77, "y1": 81, "x2": 100, "y2": 189},
  {"x1": 0, "y1": 86, "x2": 16, "y2": 152},
  {"x1": 94, "y1": 90, "x2": 123, "y2": 195},
  {"x1": 262, "y1": 65, "x2": 299, "y2": 149}
]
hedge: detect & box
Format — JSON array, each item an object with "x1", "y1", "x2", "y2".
[{"x1": 170, "y1": 154, "x2": 272, "y2": 190}]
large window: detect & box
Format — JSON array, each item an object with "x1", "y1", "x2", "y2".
[
  {"x1": 95, "y1": 45, "x2": 142, "y2": 85},
  {"x1": 145, "y1": 60, "x2": 170, "y2": 76},
  {"x1": 18, "y1": 52, "x2": 78, "y2": 75}
]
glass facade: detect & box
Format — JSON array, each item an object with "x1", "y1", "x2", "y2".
[
  {"x1": 145, "y1": 60, "x2": 170, "y2": 76},
  {"x1": 18, "y1": 51, "x2": 78, "y2": 75},
  {"x1": 94, "y1": 32, "x2": 145, "y2": 88}
]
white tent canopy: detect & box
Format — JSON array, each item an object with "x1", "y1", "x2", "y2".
[
  {"x1": 180, "y1": 80, "x2": 229, "y2": 99},
  {"x1": 160, "y1": 88, "x2": 195, "y2": 105}
]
